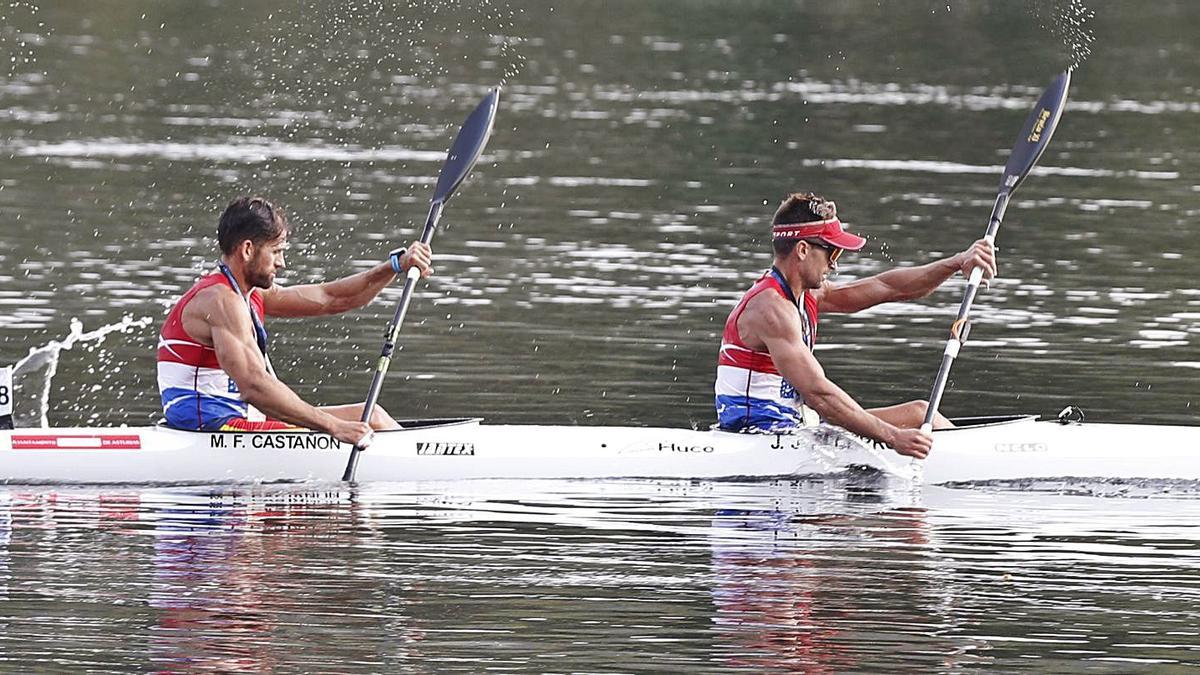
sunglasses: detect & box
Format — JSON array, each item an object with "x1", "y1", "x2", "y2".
[{"x1": 806, "y1": 239, "x2": 843, "y2": 265}]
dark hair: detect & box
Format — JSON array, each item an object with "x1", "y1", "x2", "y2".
[
  {"x1": 771, "y1": 192, "x2": 835, "y2": 257},
  {"x1": 217, "y1": 196, "x2": 290, "y2": 255}
]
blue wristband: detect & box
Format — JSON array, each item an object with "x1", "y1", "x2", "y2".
[{"x1": 388, "y1": 247, "x2": 406, "y2": 274}]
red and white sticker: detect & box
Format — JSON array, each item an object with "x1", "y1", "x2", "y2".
[{"x1": 10, "y1": 435, "x2": 142, "y2": 450}]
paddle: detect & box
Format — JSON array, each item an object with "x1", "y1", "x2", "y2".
[
  {"x1": 342, "y1": 88, "x2": 500, "y2": 481},
  {"x1": 920, "y1": 70, "x2": 1071, "y2": 432}
]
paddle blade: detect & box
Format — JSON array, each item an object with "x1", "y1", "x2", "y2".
[
  {"x1": 432, "y1": 88, "x2": 500, "y2": 206},
  {"x1": 998, "y1": 69, "x2": 1070, "y2": 194}
]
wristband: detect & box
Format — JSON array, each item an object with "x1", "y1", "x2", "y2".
[{"x1": 388, "y1": 247, "x2": 407, "y2": 274}]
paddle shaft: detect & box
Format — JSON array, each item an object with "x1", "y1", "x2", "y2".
[
  {"x1": 921, "y1": 192, "x2": 1008, "y2": 432},
  {"x1": 342, "y1": 200, "x2": 443, "y2": 480}
]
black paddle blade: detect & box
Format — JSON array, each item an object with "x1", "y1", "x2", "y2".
[
  {"x1": 432, "y1": 88, "x2": 500, "y2": 206},
  {"x1": 998, "y1": 69, "x2": 1071, "y2": 194}
]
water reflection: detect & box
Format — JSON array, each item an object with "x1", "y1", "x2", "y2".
[
  {"x1": 1, "y1": 481, "x2": 1199, "y2": 670},
  {"x1": 710, "y1": 503, "x2": 955, "y2": 672},
  {"x1": 144, "y1": 490, "x2": 373, "y2": 671}
]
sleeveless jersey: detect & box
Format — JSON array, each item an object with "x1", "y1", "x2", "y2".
[
  {"x1": 715, "y1": 268, "x2": 820, "y2": 432},
  {"x1": 157, "y1": 272, "x2": 268, "y2": 430}
]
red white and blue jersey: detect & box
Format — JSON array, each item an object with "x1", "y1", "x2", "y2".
[
  {"x1": 157, "y1": 273, "x2": 267, "y2": 430},
  {"x1": 715, "y1": 268, "x2": 819, "y2": 433}
]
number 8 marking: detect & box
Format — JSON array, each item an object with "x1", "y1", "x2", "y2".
[{"x1": 0, "y1": 385, "x2": 9, "y2": 406}]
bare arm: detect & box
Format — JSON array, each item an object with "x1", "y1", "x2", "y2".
[
  {"x1": 817, "y1": 238, "x2": 996, "y2": 314},
  {"x1": 742, "y1": 294, "x2": 897, "y2": 444},
  {"x1": 263, "y1": 242, "x2": 433, "y2": 318},
  {"x1": 740, "y1": 293, "x2": 931, "y2": 457},
  {"x1": 205, "y1": 291, "x2": 365, "y2": 442}
]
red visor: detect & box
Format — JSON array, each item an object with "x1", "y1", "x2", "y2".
[{"x1": 771, "y1": 217, "x2": 866, "y2": 251}]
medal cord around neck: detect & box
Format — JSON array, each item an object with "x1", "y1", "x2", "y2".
[
  {"x1": 770, "y1": 266, "x2": 812, "y2": 350},
  {"x1": 217, "y1": 261, "x2": 276, "y2": 376}
]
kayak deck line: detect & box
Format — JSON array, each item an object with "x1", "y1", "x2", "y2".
[{"x1": 1, "y1": 413, "x2": 1197, "y2": 486}]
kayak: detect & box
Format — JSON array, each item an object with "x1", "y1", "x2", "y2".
[{"x1": 1, "y1": 413, "x2": 1196, "y2": 485}]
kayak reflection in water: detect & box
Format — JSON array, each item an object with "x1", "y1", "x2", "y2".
[
  {"x1": 715, "y1": 192, "x2": 996, "y2": 459},
  {"x1": 156, "y1": 196, "x2": 434, "y2": 446}
]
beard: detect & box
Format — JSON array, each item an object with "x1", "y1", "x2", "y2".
[
  {"x1": 245, "y1": 255, "x2": 277, "y2": 289},
  {"x1": 246, "y1": 268, "x2": 275, "y2": 289}
]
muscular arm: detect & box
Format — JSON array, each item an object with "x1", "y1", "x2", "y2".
[
  {"x1": 262, "y1": 242, "x2": 433, "y2": 318},
  {"x1": 817, "y1": 238, "x2": 996, "y2": 314},
  {"x1": 739, "y1": 293, "x2": 901, "y2": 448},
  {"x1": 203, "y1": 290, "x2": 341, "y2": 433},
  {"x1": 262, "y1": 262, "x2": 397, "y2": 318}
]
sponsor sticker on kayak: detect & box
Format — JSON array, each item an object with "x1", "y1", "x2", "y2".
[
  {"x1": 11, "y1": 435, "x2": 142, "y2": 450},
  {"x1": 417, "y1": 442, "x2": 475, "y2": 456}
]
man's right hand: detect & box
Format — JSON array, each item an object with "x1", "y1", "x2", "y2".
[
  {"x1": 889, "y1": 427, "x2": 933, "y2": 459},
  {"x1": 957, "y1": 238, "x2": 998, "y2": 281},
  {"x1": 396, "y1": 241, "x2": 434, "y2": 278},
  {"x1": 328, "y1": 418, "x2": 375, "y2": 448}
]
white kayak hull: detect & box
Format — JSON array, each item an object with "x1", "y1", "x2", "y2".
[{"x1": 0, "y1": 415, "x2": 1196, "y2": 485}]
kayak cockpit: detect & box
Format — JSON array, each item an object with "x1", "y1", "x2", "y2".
[
  {"x1": 942, "y1": 414, "x2": 1040, "y2": 430},
  {"x1": 391, "y1": 417, "x2": 483, "y2": 431},
  {"x1": 154, "y1": 417, "x2": 485, "y2": 435}
]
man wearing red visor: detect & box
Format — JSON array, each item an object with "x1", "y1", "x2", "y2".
[{"x1": 715, "y1": 192, "x2": 996, "y2": 458}]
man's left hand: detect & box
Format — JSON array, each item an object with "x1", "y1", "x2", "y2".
[{"x1": 958, "y1": 238, "x2": 997, "y2": 282}]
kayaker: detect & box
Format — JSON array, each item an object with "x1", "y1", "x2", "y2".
[
  {"x1": 715, "y1": 192, "x2": 997, "y2": 458},
  {"x1": 157, "y1": 196, "x2": 433, "y2": 445}
]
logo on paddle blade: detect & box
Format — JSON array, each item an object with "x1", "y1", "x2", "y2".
[{"x1": 1027, "y1": 108, "x2": 1052, "y2": 143}]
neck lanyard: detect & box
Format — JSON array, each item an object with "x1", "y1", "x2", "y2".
[
  {"x1": 217, "y1": 262, "x2": 274, "y2": 374},
  {"x1": 770, "y1": 266, "x2": 813, "y2": 350}
]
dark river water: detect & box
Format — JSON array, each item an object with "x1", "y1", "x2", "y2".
[
  {"x1": 2, "y1": 0, "x2": 1200, "y2": 671},
  {"x1": 4, "y1": 481, "x2": 1200, "y2": 672}
]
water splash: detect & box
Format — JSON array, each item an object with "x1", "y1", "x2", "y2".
[
  {"x1": 1029, "y1": 0, "x2": 1096, "y2": 70},
  {"x1": 0, "y1": 1, "x2": 43, "y2": 80},
  {"x1": 211, "y1": 0, "x2": 525, "y2": 225},
  {"x1": 240, "y1": 0, "x2": 524, "y2": 125},
  {"x1": 11, "y1": 315, "x2": 152, "y2": 428}
]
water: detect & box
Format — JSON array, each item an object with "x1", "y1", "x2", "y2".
[
  {"x1": 1, "y1": 481, "x2": 1198, "y2": 671},
  {"x1": 2, "y1": 0, "x2": 1200, "y2": 670}
]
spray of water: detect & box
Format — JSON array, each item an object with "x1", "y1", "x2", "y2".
[
  {"x1": 234, "y1": 1, "x2": 524, "y2": 143},
  {"x1": 12, "y1": 315, "x2": 152, "y2": 428},
  {"x1": 0, "y1": 1, "x2": 43, "y2": 80},
  {"x1": 1029, "y1": 0, "x2": 1096, "y2": 70},
  {"x1": 208, "y1": 0, "x2": 526, "y2": 254}
]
